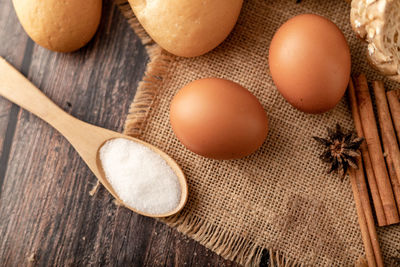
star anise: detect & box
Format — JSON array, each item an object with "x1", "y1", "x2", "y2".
[{"x1": 313, "y1": 124, "x2": 364, "y2": 181}]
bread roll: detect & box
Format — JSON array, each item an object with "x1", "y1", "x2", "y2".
[
  {"x1": 351, "y1": 0, "x2": 400, "y2": 82},
  {"x1": 129, "y1": 0, "x2": 243, "y2": 57},
  {"x1": 12, "y1": 0, "x2": 102, "y2": 52}
]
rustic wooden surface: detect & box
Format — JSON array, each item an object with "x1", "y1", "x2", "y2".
[{"x1": 0, "y1": 1, "x2": 246, "y2": 266}]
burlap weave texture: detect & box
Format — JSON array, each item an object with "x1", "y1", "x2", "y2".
[{"x1": 118, "y1": 0, "x2": 400, "y2": 265}]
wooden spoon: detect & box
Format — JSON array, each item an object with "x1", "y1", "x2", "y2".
[{"x1": 0, "y1": 57, "x2": 188, "y2": 218}]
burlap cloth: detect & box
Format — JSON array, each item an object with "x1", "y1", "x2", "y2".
[{"x1": 116, "y1": 0, "x2": 400, "y2": 265}]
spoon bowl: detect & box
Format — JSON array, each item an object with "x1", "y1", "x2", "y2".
[
  {"x1": 96, "y1": 135, "x2": 188, "y2": 217},
  {"x1": 0, "y1": 57, "x2": 188, "y2": 218}
]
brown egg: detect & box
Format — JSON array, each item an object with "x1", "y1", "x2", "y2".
[
  {"x1": 170, "y1": 78, "x2": 268, "y2": 159},
  {"x1": 269, "y1": 14, "x2": 351, "y2": 113}
]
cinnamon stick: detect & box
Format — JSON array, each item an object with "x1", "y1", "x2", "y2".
[
  {"x1": 386, "y1": 154, "x2": 400, "y2": 212},
  {"x1": 349, "y1": 169, "x2": 377, "y2": 267},
  {"x1": 355, "y1": 74, "x2": 399, "y2": 225},
  {"x1": 373, "y1": 81, "x2": 400, "y2": 195},
  {"x1": 352, "y1": 154, "x2": 384, "y2": 266},
  {"x1": 348, "y1": 78, "x2": 387, "y2": 226},
  {"x1": 348, "y1": 79, "x2": 384, "y2": 266},
  {"x1": 386, "y1": 90, "x2": 400, "y2": 143}
]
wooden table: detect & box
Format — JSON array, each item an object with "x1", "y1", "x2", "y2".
[{"x1": 0, "y1": 1, "x2": 240, "y2": 266}]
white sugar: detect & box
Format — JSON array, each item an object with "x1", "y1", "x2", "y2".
[{"x1": 99, "y1": 138, "x2": 181, "y2": 215}]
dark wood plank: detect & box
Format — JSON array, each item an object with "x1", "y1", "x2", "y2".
[
  {"x1": 0, "y1": 1, "x2": 145, "y2": 265},
  {"x1": 0, "y1": 0, "x2": 33, "y2": 193},
  {"x1": 0, "y1": 1, "x2": 240, "y2": 266}
]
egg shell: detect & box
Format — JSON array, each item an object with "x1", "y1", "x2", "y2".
[
  {"x1": 269, "y1": 14, "x2": 351, "y2": 114},
  {"x1": 12, "y1": 0, "x2": 102, "y2": 52},
  {"x1": 170, "y1": 78, "x2": 269, "y2": 160}
]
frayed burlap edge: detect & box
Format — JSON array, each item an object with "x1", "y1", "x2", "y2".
[
  {"x1": 161, "y1": 210, "x2": 304, "y2": 267},
  {"x1": 116, "y1": 1, "x2": 305, "y2": 266},
  {"x1": 115, "y1": 0, "x2": 172, "y2": 136},
  {"x1": 123, "y1": 45, "x2": 173, "y2": 136}
]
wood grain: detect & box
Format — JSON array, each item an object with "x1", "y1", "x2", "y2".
[
  {"x1": 0, "y1": 56, "x2": 188, "y2": 218},
  {"x1": 0, "y1": 0, "x2": 241, "y2": 266},
  {"x1": 0, "y1": 0, "x2": 32, "y2": 194}
]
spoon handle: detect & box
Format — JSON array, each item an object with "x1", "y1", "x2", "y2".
[
  {"x1": 0, "y1": 57, "x2": 119, "y2": 167},
  {"x1": 0, "y1": 57, "x2": 74, "y2": 132}
]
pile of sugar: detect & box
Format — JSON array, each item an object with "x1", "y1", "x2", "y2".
[{"x1": 99, "y1": 138, "x2": 181, "y2": 215}]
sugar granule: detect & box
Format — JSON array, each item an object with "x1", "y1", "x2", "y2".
[{"x1": 99, "y1": 138, "x2": 181, "y2": 215}]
